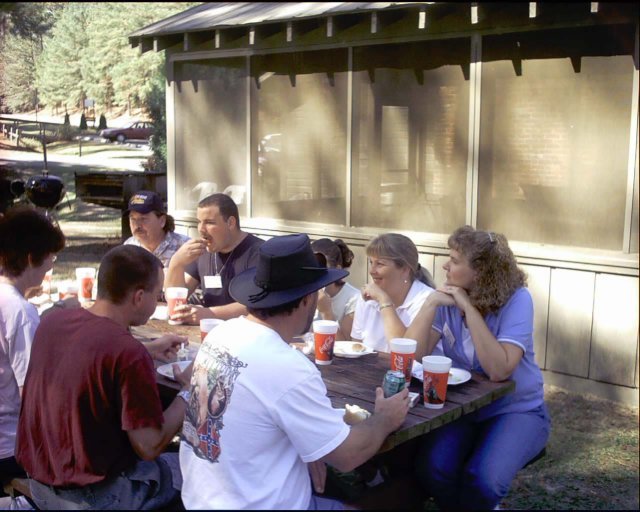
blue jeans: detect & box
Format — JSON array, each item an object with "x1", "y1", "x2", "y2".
[
  {"x1": 28, "y1": 453, "x2": 180, "y2": 510},
  {"x1": 414, "y1": 405, "x2": 550, "y2": 510}
]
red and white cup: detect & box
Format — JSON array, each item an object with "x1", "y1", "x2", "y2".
[
  {"x1": 313, "y1": 320, "x2": 338, "y2": 365},
  {"x1": 200, "y1": 318, "x2": 223, "y2": 341},
  {"x1": 58, "y1": 280, "x2": 78, "y2": 300},
  {"x1": 422, "y1": 355, "x2": 452, "y2": 409},
  {"x1": 390, "y1": 338, "x2": 417, "y2": 384},
  {"x1": 42, "y1": 269, "x2": 53, "y2": 296},
  {"x1": 166, "y1": 287, "x2": 188, "y2": 325},
  {"x1": 75, "y1": 267, "x2": 96, "y2": 303}
]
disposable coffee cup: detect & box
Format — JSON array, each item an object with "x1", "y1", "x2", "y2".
[
  {"x1": 422, "y1": 355, "x2": 452, "y2": 409},
  {"x1": 166, "y1": 287, "x2": 188, "y2": 325},
  {"x1": 42, "y1": 269, "x2": 53, "y2": 296},
  {"x1": 75, "y1": 267, "x2": 96, "y2": 303},
  {"x1": 200, "y1": 318, "x2": 223, "y2": 341},
  {"x1": 313, "y1": 320, "x2": 338, "y2": 365},
  {"x1": 390, "y1": 338, "x2": 417, "y2": 383},
  {"x1": 58, "y1": 280, "x2": 78, "y2": 300}
]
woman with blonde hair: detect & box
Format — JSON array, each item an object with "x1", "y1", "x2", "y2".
[
  {"x1": 406, "y1": 225, "x2": 550, "y2": 510},
  {"x1": 311, "y1": 238, "x2": 360, "y2": 341},
  {"x1": 350, "y1": 233, "x2": 437, "y2": 352}
]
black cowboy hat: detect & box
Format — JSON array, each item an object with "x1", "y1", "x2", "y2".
[{"x1": 229, "y1": 234, "x2": 348, "y2": 309}]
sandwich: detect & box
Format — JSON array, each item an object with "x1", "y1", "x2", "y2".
[{"x1": 343, "y1": 404, "x2": 371, "y2": 425}]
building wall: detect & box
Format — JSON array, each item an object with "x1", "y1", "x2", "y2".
[{"x1": 168, "y1": 21, "x2": 639, "y2": 406}]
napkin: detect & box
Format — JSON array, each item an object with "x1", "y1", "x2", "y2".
[{"x1": 411, "y1": 359, "x2": 424, "y2": 381}]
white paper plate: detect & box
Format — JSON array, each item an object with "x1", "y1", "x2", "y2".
[
  {"x1": 157, "y1": 360, "x2": 192, "y2": 381},
  {"x1": 333, "y1": 341, "x2": 375, "y2": 358},
  {"x1": 411, "y1": 362, "x2": 472, "y2": 386},
  {"x1": 448, "y1": 368, "x2": 472, "y2": 386}
]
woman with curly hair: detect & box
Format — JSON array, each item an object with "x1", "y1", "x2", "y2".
[{"x1": 405, "y1": 225, "x2": 550, "y2": 510}]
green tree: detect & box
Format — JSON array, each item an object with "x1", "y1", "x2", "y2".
[
  {"x1": 0, "y1": 33, "x2": 41, "y2": 110},
  {"x1": 36, "y1": 3, "x2": 91, "y2": 110},
  {"x1": 0, "y1": 3, "x2": 61, "y2": 110},
  {"x1": 0, "y1": 3, "x2": 61, "y2": 46},
  {"x1": 3, "y1": 2, "x2": 201, "y2": 115},
  {"x1": 145, "y1": 74, "x2": 167, "y2": 171}
]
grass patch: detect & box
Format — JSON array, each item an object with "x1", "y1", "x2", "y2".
[{"x1": 502, "y1": 386, "x2": 639, "y2": 510}]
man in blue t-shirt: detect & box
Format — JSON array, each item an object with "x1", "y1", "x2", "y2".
[{"x1": 165, "y1": 193, "x2": 263, "y2": 325}]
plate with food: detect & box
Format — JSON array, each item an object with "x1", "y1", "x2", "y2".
[
  {"x1": 333, "y1": 342, "x2": 375, "y2": 358},
  {"x1": 411, "y1": 362, "x2": 472, "y2": 386},
  {"x1": 157, "y1": 360, "x2": 192, "y2": 381},
  {"x1": 448, "y1": 367, "x2": 472, "y2": 386}
]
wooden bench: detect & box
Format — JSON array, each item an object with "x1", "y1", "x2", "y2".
[{"x1": 2, "y1": 477, "x2": 37, "y2": 508}]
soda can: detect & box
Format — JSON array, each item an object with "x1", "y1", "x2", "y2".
[{"x1": 382, "y1": 370, "x2": 406, "y2": 398}]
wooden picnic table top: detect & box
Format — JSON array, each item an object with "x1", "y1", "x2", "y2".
[{"x1": 132, "y1": 318, "x2": 515, "y2": 454}]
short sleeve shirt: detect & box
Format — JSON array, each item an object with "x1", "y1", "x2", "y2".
[
  {"x1": 432, "y1": 287, "x2": 546, "y2": 419},
  {"x1": 16, "y1": 308, "x2": 164, "y2": 486},
  {"x1": 185, "y1": 233, "x2": 263, "y2": 308},
  {"x1": 124, "y1": 231, "x2": 190, "y2": 268},
  {"x1": 0, "y1": 284, "x2": 39, "y2": 459},
  {"x1": 351, "y1": 280, "x2": 434, "y2": 352},
  {"x1": 179, "y1": 317, "x2": 349, "y2": 510}
]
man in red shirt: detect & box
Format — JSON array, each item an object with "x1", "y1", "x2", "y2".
[{"x1": 16, "y1": 245, "x2": 191, "y2": 510}]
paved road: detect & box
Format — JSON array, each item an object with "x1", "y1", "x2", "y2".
[{"x1": 0, "y1": 145, "x2": 150, "y2": 173}]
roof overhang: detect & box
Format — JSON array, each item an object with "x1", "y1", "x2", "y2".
[{"x1": 128, "y1": 2, "x2": 639, "y2": 55}]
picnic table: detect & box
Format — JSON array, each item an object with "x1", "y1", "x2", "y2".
[{"x1": 132, "y1": 318, "x2": 515, "y2": 454}]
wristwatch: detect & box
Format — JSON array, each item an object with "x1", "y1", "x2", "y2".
[{"x1": 177, "y1": 389, "x2": 191, "y2": 404}]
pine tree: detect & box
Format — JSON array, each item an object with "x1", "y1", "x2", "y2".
[{"x1": 79, "y1": 113, "x2": 87, "y2": 130}]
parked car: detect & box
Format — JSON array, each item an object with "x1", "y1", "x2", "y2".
[{"x1": 99, "y1": 121, "x2": 154, "y2": 143}]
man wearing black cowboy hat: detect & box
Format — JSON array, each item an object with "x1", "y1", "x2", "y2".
[{"x1": 178, "y1": 234, "x2": 409, "y2": 510}]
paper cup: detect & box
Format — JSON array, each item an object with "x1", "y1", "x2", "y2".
[
  {"x1": 390, "y1": 338, "x2": 417, "y2": 383},
  {"x1": 166, "y1": 287, "x2": 188, "y2": 325},
  {"x1": 422, "y1": 355, "x2": 452, "y2": 409},
  {"x1": 58, "y1": 280, "x2": 78, "y2": 300},
  {"x1": 42, "y1": 269, "x2": 53, "y2": 295},
  {"x1": 200, "y1": 318, "x2": 223, "y2": 341},
  {"x1": 75, "y1": 267, "x2": 96, "y2": 303},
  {"x1": 313, "y1": 320, "x2": 338, "y2": 365}
]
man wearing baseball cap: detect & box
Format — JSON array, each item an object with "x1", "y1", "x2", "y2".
[
  {"x1": 178, "y1": 233, "x2": 409, "y2": 510},
  {"x1": 124, "y1": 190, "x2": 189, "y2": 269}
]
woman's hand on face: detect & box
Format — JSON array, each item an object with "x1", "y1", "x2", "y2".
[
  {"x1": 437, "y1": 285, "x2": 472, "y2": 312},
  {"x1": 361, "y1": 283, "x2": 390, "y2": 304}
]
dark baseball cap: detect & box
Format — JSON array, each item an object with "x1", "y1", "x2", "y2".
[{"x1": 127, "y1": 191, "x2": 165, "y2": 214}]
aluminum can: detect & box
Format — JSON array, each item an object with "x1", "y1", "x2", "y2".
[{"x1": 382, "y1": 370, "x2": 406, "y2": 398}]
